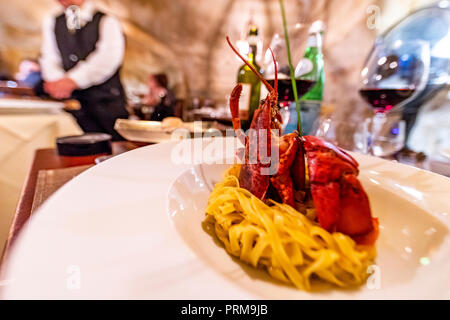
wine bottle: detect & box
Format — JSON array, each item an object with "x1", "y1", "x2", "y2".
[{"x1": 237, "y1": 24, "x2": 262, "y2": 129}]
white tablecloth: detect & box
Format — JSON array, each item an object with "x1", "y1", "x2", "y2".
[{"x1": 0, "y1": 112, "x2": 83, "y2": 251}]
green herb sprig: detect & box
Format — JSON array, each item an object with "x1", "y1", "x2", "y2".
[{"x1": 279, "y1": 0, "x2": 302, "y2": 136}]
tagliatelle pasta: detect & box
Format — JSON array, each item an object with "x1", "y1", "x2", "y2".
[{"x1": 205, "y1": 165, "x2": 376, "y2": 291}]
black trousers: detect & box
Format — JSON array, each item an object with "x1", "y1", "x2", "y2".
[{"x1": 70, "y1": 98, "x2": 129, "y2": 141}]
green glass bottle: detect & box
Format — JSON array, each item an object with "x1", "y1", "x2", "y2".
[
  {"x1": 300, "y1": 21, "x2": 325, "y2": 134},
  {"x1": 301, "y1": 22, "x2": 324, "y2": 101},
  {"x1": 237, "y1": 25, "x2": 261, "y2": 129}
]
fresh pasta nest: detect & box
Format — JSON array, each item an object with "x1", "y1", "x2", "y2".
[{"x1": 205, "y1": 165, "x2": 376, "y2": 291}]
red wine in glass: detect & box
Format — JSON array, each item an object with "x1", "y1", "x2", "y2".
[
  {"x1": 359, "y1": 88, "x2": 415, "y2": 113},
  {"x1": 268, "y1": 79, "x2": 316, "y2": 106}
]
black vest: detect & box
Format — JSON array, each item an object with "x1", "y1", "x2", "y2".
[{"x1": 54, "y1": 11, "x2": 125, "y2": 104}]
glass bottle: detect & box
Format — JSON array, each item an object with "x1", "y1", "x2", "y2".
[{"x1": 237, "y1": 24, "x2": 262, "y2": 129}]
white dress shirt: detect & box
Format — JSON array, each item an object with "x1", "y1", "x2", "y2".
[{"x1": 40, "y1": 1, "x2": 125, "y2": 90}]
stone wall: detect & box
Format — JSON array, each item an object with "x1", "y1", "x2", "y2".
[
  {"x1": 0, "y1": 0, "x2": 435, "y2": 119},
  {"x1": 0, "y1": 0, "x2": 438, "y2": 254}
]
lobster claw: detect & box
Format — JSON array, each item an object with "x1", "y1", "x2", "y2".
[
  {"x1": 291, "y1": 135, "x2": 306, "y2": 191},
  {"x1": 229, "y1": 84, "x2": 247, "y2": 146},
  {"x1": 270, "y1": 133, "x2": 299, "y2": 207},
  {"x1": 336, "y1": 173, "x2": 373, "y2": 236},
  {"x1": 301, "y1": 135, "x2": 359, "y2": 171},
  {"x1": 238, "y1": 99, "x2": 272, "y2": 201},
  {"x1": 302, "y1": 135, "x2": 374, "y2": 242}
]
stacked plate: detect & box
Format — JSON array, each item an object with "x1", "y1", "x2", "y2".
[
  {"x1": 115, "y1": 118, "x2": 225, "y2": 143},
  {"x1": 0, "y1": 98, "x2": 65, "y2": 114}
]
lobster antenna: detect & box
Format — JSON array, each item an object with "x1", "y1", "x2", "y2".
[
  {"x1": 269, "y1": 47, "x2": 278, "y2": 96},
  {"x1": 226, "y1": 36, "x2": 273, "y2": 92}
]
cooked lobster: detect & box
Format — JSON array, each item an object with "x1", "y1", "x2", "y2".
[{"x1": 226, "y1": 37, "x2": 378, "y2": 245}]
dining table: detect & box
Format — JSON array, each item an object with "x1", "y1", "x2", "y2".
[
  {"x1": 0, "y1": 140, "x2": 149, "y2": 265},
  {"x1": 0, "y1": 97, "x2": 83, "y2": 257}
]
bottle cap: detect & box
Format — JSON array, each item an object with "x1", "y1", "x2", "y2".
[
  {"x1": 56, "y1": 133, "x2": 112, "y2": 156},
  {"x1": 309, "y1": 21, "x2": 325, "y2": 34}
]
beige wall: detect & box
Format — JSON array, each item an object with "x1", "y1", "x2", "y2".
[{"x1": 0, "y1": 0, "x2": 435, "y2": 107}]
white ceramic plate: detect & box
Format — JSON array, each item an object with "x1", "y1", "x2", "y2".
[
  {"x1": 114, "y1": 119, "x2": 220, "y2": 143},
  {"x1": 0, "y1": 98, "x2": 64, "y2": 114},
  {"x1": 1, "y1": 137, "x2": 449, "y2": 299}
]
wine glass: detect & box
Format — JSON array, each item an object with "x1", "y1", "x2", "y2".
[
  {"x1": 262, "y1": 23, "x2": 319, "y2": 133},
  {"x1": 359, "y1": 39, "x2": 430, "y2": 156},
  {"x1": 312, "y1": 117, "x2": 368, "y2": 153}
]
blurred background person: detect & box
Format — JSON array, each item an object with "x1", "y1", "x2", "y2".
[
  {"x1": 15, "y1": 58, "x2": 45, "y2": 96},
  {"x1": 144, "y1": 73, "x2": 176, "y2": 121},
  {"x1": 40, "y1": 0, "x2": 128, "y2": 140}
]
